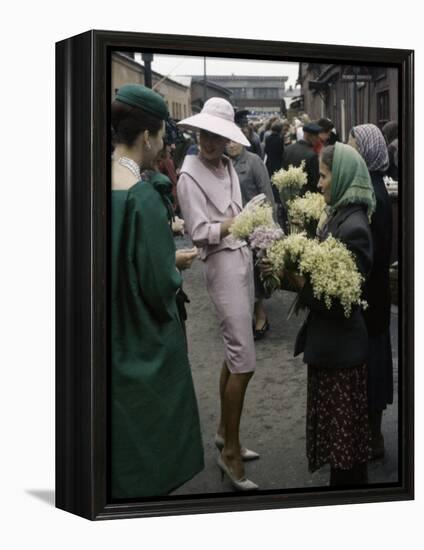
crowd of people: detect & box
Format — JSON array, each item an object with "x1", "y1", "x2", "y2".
[{"x1": 110, "y1": 83, "x2": 398, "y2": 498}]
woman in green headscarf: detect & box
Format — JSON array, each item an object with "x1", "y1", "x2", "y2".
[
  {"x1": 265, "y1": 142, "x2": 375, "y2": 486},
  {"x1": 111, "y1": 84, "x2": 204, "y2": 499}
]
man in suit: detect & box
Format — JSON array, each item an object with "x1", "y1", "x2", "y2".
[{"x1": 282, "y1": 121, "x2": 323, "y2": 193}]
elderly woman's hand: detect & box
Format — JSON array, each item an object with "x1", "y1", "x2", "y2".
[
  {"x1": 176, "y1": 247, "x2": 198, "y2": 271},
  {"x1": 287, "y1": 271, "x2": 306, "y2": 290},
  {"x1": 258, "y1": 257, "x2": 283, "y2": 279}
]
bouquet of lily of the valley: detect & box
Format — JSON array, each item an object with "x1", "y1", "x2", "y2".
[
  {"x1": 287, "y1": 192, "x2": 326, "y2": 238},
  {"x1": 298, "y1": 235, "x2": 367, "y2": 317},
  {"x1": 266, "y1": 232, "x2": 313, "y2": 278},
  {"x1": 271, "y1": 161, "x2": 308, "y2": 204},
  {"x1": 266, "y1": 233, "x2": 367, "y2": 318},
  {"x1": 229, "y1": 204, "x2": 275, "y2": 241}
]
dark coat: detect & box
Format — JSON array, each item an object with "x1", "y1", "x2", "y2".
[
  {"x1": 282, "y1": 139, "x2": 320, "y2": 194},
  {"x1": 387, "y1": 139, "x2": 398, "y2": 180},
  {"x1": 111, "y1": 177, "x2": 204, "y2": 498},
  {"x1": 265, "y1": 132, "x2": 284, "y2": 178},
  {"x1": 363, "y1": 171, "x2": 393, "y2": 335},
  {"x1": 247, "y1": 131, "x2": 263, "y2": 159},
  {"x1": 294, "y1": 205, "x2": 373, "y2": 369}
]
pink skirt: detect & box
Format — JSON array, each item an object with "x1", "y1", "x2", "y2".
[{"x1": 203, "y1": 246, "x2": 255, "y2": 373}]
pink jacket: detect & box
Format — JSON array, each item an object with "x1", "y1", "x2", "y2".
[{"x1": 177, "y1": 155, "x2": 246, "y2": 260}]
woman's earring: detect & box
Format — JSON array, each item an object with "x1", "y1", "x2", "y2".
[{"x1": 146, "y1": 142, "x2": 152, "y2": 151}]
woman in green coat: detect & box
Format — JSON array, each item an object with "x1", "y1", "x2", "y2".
[{"x1": 111, "y1": 84, "x2": 204, "y2": 499}]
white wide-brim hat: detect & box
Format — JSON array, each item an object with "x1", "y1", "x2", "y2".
[{"x1": 178, "y1": 97, "x2": 250, "y2": 147}]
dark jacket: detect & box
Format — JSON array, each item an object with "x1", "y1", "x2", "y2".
[
  {"x1": 362, "y1": 171, "x2": 393, "y2": 336},
  {"x1": 387, "y1": 139, "x2": 398, "y2": 180},
  {"x1": 282, "y1": 139, "x2": 320, "y2": 194},
  {"x1": 294, "y1": 205, "x2": 373, "y2": 368},
  {"x1": 265, "y1": 132, "x2": 284, "y2": 178},
  {"x1": 247, "y1": 131, "x2": 263, "y2": 159},
  {"x1": 231, "y1": 148, "x2": 276, "y2": 209}
]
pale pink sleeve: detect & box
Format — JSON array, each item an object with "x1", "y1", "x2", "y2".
[{"x1": 177, "y1": 173, "x2": 221, "y2": 246}]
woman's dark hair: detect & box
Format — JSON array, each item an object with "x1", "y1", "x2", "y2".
[
  {"x1": 318, "y1": 118, "x2": 335, "y2": 133},
  {"x1": 111, "y1": 101, "x2": 163, "y2": 147},
  {"x1": 321, "y1": 145, "x2": 336, "y2": 170}
]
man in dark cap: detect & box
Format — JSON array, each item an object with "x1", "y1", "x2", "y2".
[
  {"x1": 235, "y1": 109, "x2": 263, "y2": 159},
  {"x1": 282, "y1": 121, "x2": 323, "y2": 193}
]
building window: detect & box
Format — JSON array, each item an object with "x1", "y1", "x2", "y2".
[
  {"x1": 253, "y1": 88, "x2": 279, "y2": 99},
  {"x1": 232, "y1": 87, "x2": 247, "y2": 99},
  {"x1": 372, "y1": 67, "x2": 387, "y2": 80},
  {"x1": 377, "y1": 90, "x2": 390, "y2": 127}
]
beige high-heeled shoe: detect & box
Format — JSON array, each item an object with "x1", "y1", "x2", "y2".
[
  {"x1": 214, "y1": 433, "x2": 260, "y2": 461},
  {"x1": 217, "y1": 455, "x2": 259, "y2": 491}
]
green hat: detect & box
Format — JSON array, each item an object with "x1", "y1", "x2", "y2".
[{"x1": 115, "y1": 84, "x2": 169, "y2": 120}]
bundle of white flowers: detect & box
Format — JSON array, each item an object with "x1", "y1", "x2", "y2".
[
  {"x1": 298, "y1": 236, "x2": 367, "y2": 317},
  {"x1": 229, "y1": 204, "x2": 275, "y2": 241},
  {"x1": 287, "y1": 192, "x2": 326, "y2": 237},
  {"x1": 266, "y1": 234, "x2": 366, "y2": 317},
  {"x1": 266, "y1": 232, "x2": 312, "y2": 277},
  {"x1": 271, "y1": 161, "x2": 308, "y2": 203}
]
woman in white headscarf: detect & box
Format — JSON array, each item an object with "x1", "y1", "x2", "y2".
[{"x1": 177, "y1": 98, "x2": 264, "y2": 491}]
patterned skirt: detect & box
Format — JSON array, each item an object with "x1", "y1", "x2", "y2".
[{"x1": 307, "y1": 364, "x2": 370, "y2": 472}]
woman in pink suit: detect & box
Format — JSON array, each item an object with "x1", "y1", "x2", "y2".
[{"x1": 177, "y1": 98, "x2": 264, "y2": 491}]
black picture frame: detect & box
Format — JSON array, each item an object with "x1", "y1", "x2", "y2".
[{"x1": 55, "y1": 29, "x2": 414, "y2": 521}]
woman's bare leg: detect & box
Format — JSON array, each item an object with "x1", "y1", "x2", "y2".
[
  {"x1": 217, "y1": 361, "x2": 231, "y2": 439},
  {"x1": 254, "y1": 300, "x2": 267, "y2": 330},
  {"x1": 221, "y1": 370, "x2": 254, "y2": 480}
]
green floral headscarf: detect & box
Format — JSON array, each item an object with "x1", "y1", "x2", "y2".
[{"x1": 329, "y1": 142, "x2": 376, "y2": 220}]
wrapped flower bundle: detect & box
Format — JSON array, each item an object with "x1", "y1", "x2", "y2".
[
  {"x1": 266, "y1": 234, "x2": 366, "y2": 317},
  {"x1": 287, "y1": 192, "x2": 326, "y2": 237},
  {"x1": 271, "y1": 161, "x2": 307, "y2": 203},
  {"x1": 298, "y1": 236, "x2": 367, "y2": 317},
  {"x1": 229, "y1": 204, "x2": 275, "y2": 241},
  {"x1": 267, "y1": 233, "x2": 312, "y2": 276}
]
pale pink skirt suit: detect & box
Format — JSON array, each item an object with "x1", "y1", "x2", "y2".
[{"x1": 177, "y1": 155, "x2": 256, "y2": 373}]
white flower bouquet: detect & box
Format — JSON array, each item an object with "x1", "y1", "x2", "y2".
[
  {"x1": 229, "y1": 204, "x2": 275, "y2": 241},
  {"x1": 266, "y1": 233, "x2": 367, "y2": 317},
  {"x1": 298, "y1": 236, "x2": 367, "y2": 317},
  {"x1": 287, "y1": 192, "x2": 326, "y2": 237},
  {"x1": 266, "y1": 232, "x2": 312, "y2": 276},
  {"x1": 271, "y1": 161, "x2": 308, "y2": 203}
]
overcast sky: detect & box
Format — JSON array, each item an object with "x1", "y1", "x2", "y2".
[{"x1": 134, "y1": 53, "x2": 300, "y2": 89}]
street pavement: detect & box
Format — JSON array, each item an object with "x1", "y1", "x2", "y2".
[{"x1": 172, "y1": 236, "x2": 399, "y2": 495}]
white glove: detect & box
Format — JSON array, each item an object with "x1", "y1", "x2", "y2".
[{"x1": 242, "y1": 193, "x2": 267, "y2": 212}]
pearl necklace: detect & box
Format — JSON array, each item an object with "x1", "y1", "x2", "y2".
[{"x1": 116, "y1": 156, "x2": 141, "y2": 180}]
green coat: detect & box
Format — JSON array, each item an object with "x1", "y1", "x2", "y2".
[{"x1": 111, "y1": 173, "x2": 204, "y2": 499}]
